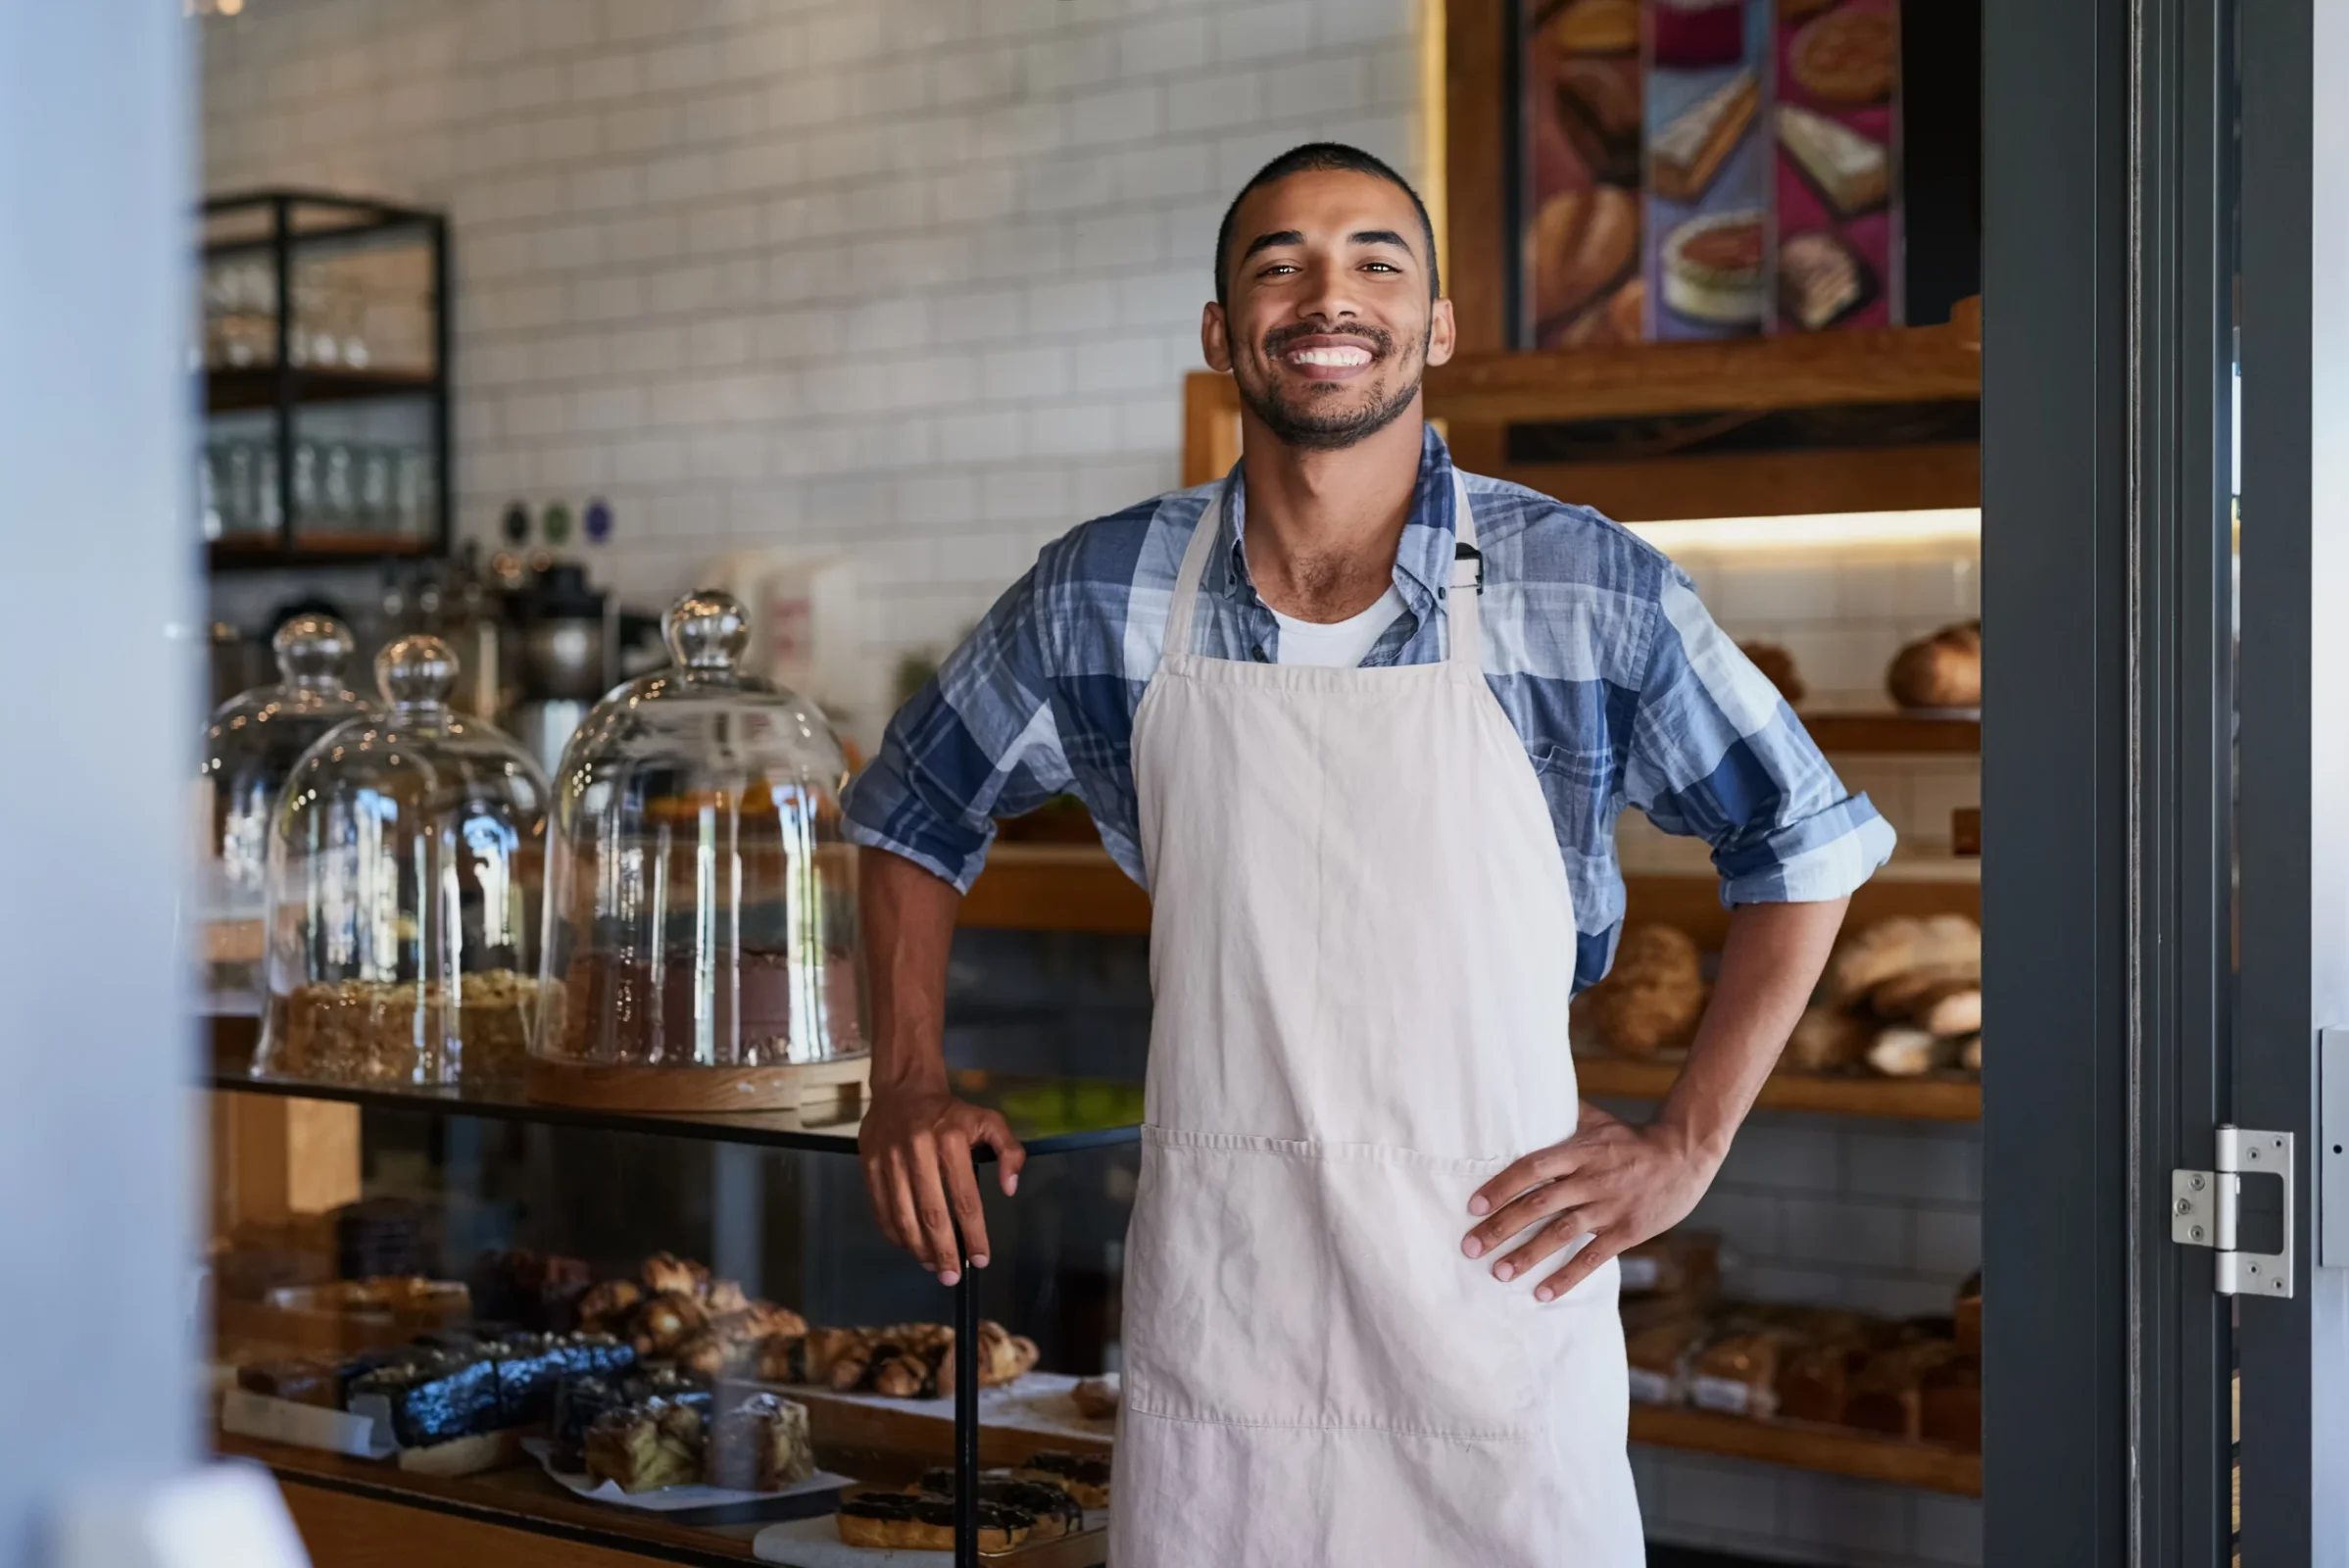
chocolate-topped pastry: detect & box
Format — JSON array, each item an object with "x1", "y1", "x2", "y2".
[
  {"x1": 834, "y1": 1492, "x2": 1029, "y2": 1552},
  {"x1": 1014, "y1": 1449, "x2": 1111, "y2": 1509},
  {"x1": 235, "y1": 1358, "x2": 341, "y2": 1408},
  {"x1": 490, "y1": 1331, "x2": 633, "y2": 1426},
  {"x1": 347, "y1": 1351, "x2": 500, "y2": 1447},
  {"x1": 917, "y1": 1470, "x2": 1084, "y2": 1540}
]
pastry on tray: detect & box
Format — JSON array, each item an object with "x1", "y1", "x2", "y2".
[
  {"x1": 705, "y1": 1392, "x2": 815, "y2": 1492},
  {"x1": 1070, "y1": 1373, "x2": 1119, "y2": 1420},
  {"x1": 550, "y1": 1368, "x2": 711, "y2": 1472},
  {"x1": 1013, "y1": 1449, "x2": 1111, "y2": 1509},
  {"x1": 630, "y1": 1291, "x2": 709, "y2": 1358},
  {"x1": 584, "y1": 1396, "x2": 705, "y2": 1494},
  {"x1": 937, "y1": 1320, "x2": 1040, "y2": 1390},
  {"x1": 835, "y1": 1492, "x2": 1030, "y2": 1552},
  {"x1": 917, "y1": 1470, "x2": 1085, "y2": 1541},
  {"x1": 576, "y1": 1279, "x2": 642, "y2": 1332}
]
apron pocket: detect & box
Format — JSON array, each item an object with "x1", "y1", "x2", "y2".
[{"x1": 1123, "y1": 1126, "x2": 1612, "y2": 1442}]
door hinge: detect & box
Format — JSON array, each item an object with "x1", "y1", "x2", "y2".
[{"x1": 2173, "y1": 1126, "x2": 2294, "y2": 1298}]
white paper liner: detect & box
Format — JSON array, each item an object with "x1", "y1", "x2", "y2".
[
  {"x1": 220, "y1": 1390, "x2": 396, "y2": 1459},
  {"x1": 521, "y1": 1437, "x2": 851, "y2": 1512}
]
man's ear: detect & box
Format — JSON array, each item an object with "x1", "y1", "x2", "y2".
[
  {"x1": 1201, "y1": 301, "x2": 1233, "y2": 373},
  {"x1": 1427, "y1": 297, "x2": 1457, "y2": 368}
]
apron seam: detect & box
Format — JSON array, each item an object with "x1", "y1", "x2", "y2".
[{"x1": 1123, "y1": 1399, "x2": 1540, "y2": 1445}]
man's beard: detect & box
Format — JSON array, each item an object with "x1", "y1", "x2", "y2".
[{"x1": 1237, "y1": 322, "x2": 1425, "y2": 453}]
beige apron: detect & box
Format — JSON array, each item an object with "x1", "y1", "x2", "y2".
[{"x1": 1110, "y1": 470, "x2": 1643, "y2": 1566}]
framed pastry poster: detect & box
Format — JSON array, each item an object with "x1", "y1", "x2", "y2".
[
  {"x1": 1772, "y1": 0, "x2": 1903, "y2": 329},
  {"x1": 1643, "y1": 0, "x2": 1769, "y2": 340},
  {"x1": 1519, "y1": 0, "x2": 1645, "y2": 347}
]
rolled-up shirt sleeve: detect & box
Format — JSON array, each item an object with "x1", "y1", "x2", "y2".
[
  {"x1": 840, "y1": 564, "x2": 1074, "y2": 893},
  {"x1": 1625, "y1": 567, "x2": 1896, "y2": 906}
]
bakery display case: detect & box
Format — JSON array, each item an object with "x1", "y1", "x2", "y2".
[
  {"x1": 254, "y1": 634, "x2": 551, "y2": 1092},
  {"x1": 197, "y1": 613, "x2": 375, "y2": 1008},
  {"x1": 529, "y1": 590, "x2": 867, "y2": 1114},
  {"x1": 205, "y1": 1034, "x2": 1140, "y2": 1567}
]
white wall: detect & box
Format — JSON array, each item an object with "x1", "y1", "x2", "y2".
[{"x1": 200, "y1": 0, "x2": 1425, "y2": 735}]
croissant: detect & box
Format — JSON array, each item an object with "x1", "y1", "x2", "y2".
[
  {"x1": 828, "y1": 1333, "x2": 877, "y2": 1392},
  {"x1": 937, "y1": 1321, "x2": 1039, "y2": 1390},
  {"x1": 870, "y1": 1351, "x2": 937, "y2": 1398},
  {"x1": 631, "y1": 1290, "x2": 708, "y2": 1357},
  {"x1": 639, "y1": 1252, "x2": 709, "y2": 1298},
  {"x1": 702, "y1": 1279, "x2": 749, "y2": 1314},
  {"x1": 576, "y1": 1279, "x2": 642, "y2": 1332}
]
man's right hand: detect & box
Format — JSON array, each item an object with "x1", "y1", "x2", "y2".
[{"x1": 857, "y1": 1085, "x2": 1027, "y2": 1286}]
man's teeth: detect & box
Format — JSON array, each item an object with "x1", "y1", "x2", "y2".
[{"x1": 1288, "y1": 346, "x2": 1372, "y2": 368}]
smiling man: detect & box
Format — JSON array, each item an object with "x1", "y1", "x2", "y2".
[{"x1": 844, "y1": 143, "x2": 1893, "y2": 1565}]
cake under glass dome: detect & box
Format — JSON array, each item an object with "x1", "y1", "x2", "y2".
[{"x1": 529, "y1": 589, "x2": 867, "y2": 1111}]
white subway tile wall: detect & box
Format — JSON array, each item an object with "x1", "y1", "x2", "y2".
[
  {"x1": 205, "y1": 9, "x2": 1981, "y2": 1564},
  {"x1": 201, "y1": 0, "x2": 1422, "y2": 740}
]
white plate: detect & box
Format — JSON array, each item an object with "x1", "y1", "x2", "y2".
[{"x1": 522, "y1": 1437, "x2": 854, "y2": 1513}]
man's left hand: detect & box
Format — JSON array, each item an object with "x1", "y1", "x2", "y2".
[{"x1": 1460, "y1": 1103, "x2": 1721, "y2": 1302}]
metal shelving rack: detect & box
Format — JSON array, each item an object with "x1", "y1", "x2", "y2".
[{"x1": 200, "y1": 189, "x2": 450, "y2": 570}]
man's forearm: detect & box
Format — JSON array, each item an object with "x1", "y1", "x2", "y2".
[
  {"x1": 860, "y1": 846, "x2": 963, "y2": 1095},
  {"x1": 1653, "y1": 898, "x2": 1850, "y2": 1162}
]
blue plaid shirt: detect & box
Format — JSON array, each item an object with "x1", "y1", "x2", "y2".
[{"x1": 843, "y1": 427, "x2": 1893, "y2": 993}]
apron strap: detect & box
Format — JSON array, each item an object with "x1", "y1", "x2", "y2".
[
  {"x1": 1161, "y1": 470, "x2": 1229, "y2": 662},
  {"x1": 1446, "y1": 468, "x2": 1481, "y2": 670}
]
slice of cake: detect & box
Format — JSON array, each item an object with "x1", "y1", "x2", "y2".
[
  {"x1": 583, "y1": 1397, "x2": 704, "y2": 1494},
  {"x1": 1651, "y1": 70, "x2": 1760, "y2": 203},
  {"x1": 1777, "y1": 104, "x2": 1890, "y2": 216},
  {"x1": 704, "y1": 1393, "x2": 816, "y2": 1493}
]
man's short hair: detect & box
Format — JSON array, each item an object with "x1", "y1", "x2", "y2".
[{"x1": 1212, "y1": 142, "x2": 1441, "y2": 304}]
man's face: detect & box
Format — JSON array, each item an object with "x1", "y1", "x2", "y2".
[{"x1": 1204, "y1": 170, "x2": 1456, "y2": 453}]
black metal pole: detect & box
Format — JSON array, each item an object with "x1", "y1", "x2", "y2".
[
  {"x1": 952, "y1": 1213, "x2": 979, "y2": 1568},
  {"x1": 271, "y1": 195, "x2": 294, "y2": 553}
]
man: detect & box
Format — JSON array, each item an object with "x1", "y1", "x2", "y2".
[{"x1": 844, "y1": 143, "x2": 1892, "y2": 1565}]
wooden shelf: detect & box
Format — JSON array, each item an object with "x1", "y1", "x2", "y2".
[
  {"x1": 1622, "y1": 872, "x2": 1978, "y2": 953},
  {"x1": 960, "y1": 845, "x2": 1149, "y2": 935},
  {"x1": 957, "y1": 856, "x2": 1981, "y2": 943},
  {"x1": 1629, "y1": 1404, "x2": 1981, "y2": 1495},
  {"x1": 206, "y1": 366, "x2": 437, "y2": 414},
  {"x1": 1422, "y1": 318, "x2": 1981, "y2": 426},
  {"x1": 1801, "y1": 711, "x2": 1981, "y2": 755},
  {"x1": 1577, "y1": 1055, "x2": 1980, "y2": 1122}
]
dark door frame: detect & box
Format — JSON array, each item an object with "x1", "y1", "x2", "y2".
[
  {"x1": 1988, "y1": 0, "x2": 2346, "y2": 1561},
  {"x1": 1982, "y1": 0, "x2": 2236, "y2": 1558}
]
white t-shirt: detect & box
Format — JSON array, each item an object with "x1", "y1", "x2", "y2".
[{"x1": 1271, "y1": 587, "x2": 1408, "y2": 668}]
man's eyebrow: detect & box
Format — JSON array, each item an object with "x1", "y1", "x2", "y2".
[
  {"x1": 1239, "y1": 229, "x2": 1305, "y2": 263},
  {"x1": 1350, "y1": 228, "x2": 1414, "y2": 254}
]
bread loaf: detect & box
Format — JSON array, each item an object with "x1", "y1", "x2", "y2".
[
  {"x1": 1738, "y1": 641, "x2": 1806, "y2": 706},
  {"x1": 1826, "y1": 915, "x2": 1981, "y2": 1004},
  {"x1": 1866, "y1": 1026, "x2": 1953, "y2": 1078},
  {"x1": 1786, "y1": 1004, "x2": 1872, "y2": 1071},
  {"x1": 1886, "y1": 620, "x2": 1982, "y2": 710},
  {"x1": 1529, "y1": 186, "x2": 1639, "y2": 323},
  {"x1": 1588, "y1": 924, "x2": 1707, "y2": 1055}
]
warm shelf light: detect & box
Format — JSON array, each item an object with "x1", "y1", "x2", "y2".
[{"x1": 1627, "y1": 509, "x2": 1982, "y2": 555}]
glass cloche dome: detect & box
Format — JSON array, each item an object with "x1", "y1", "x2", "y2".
[
  {"x1": 529, "y1": 589, "x2": 865, "y2": 1109},
  {"x1": 256, "y1": 634, "x2": 551, "y2": 1090},
  {"x1": 196, "y1": 615, "x2": 375, "y2": 1004}
]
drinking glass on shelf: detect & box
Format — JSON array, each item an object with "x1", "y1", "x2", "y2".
[
  {"x1": 257, "y1": 446, "x2": 282, "y2": 532},
  {"x1": 358, "y1": 446, "x2": 393, "y2": 529},
  {"x1": 198, "y1": 446, "x2": 222, "y2": 540},
  {"x1": 224, "y1": 441, "x2": 258, "y2": 534},
  {"x1": 291, "y1": 439, "x2": 319, "y2": 524},
  {"x1": 322, "y1": 442, "x2": 356, "y2": 524}
]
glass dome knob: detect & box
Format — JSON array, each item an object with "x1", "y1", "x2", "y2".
[
  {"x1": 376, "y1": 633, "x2": 459, "y2": 708},
  {"x1": 665, "y1": 589, "x2": 751, "y2": 670},
  {"x1": 274, "y1": 613, "x2": 356, "y2": 687}
]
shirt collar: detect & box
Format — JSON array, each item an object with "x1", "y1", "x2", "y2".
[{"x1": 1208, "y1": 423, "x2": 1459, "y2": 619}]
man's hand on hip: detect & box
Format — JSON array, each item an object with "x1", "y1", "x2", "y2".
[
  {"x1": 857, "y1": 1086, "x2": 1026, "y2": 1287},
  {"x1": 1459, "y1": 1102, "x2": 1720, "y2": 1302}
]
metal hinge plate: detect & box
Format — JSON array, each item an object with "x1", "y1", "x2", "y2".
[{"x1": 2174, "y1": 1126, "x2": 2294, "y2": 1298}]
